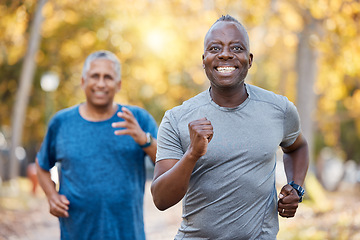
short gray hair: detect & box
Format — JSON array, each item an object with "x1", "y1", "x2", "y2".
[{"x1": 82, "y1": 50, "x2": 121, "y2": 81}]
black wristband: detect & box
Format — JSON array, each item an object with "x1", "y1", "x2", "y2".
[{"x1": 289, "y1": 181, "x2": 305, "y2": 203}]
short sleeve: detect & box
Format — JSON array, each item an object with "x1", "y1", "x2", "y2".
[
  {"x1": 137, "y1": 108, "x2": 158, "y2": 139},
  {"x1": 280, "y1": 100, "x2": 301, "y2": 148},
  {"x1": 156, "y1": 110, "x2": 184, "y2": 162},
  {"x1": 36, "y1": 116, "x2": 59, "y2": 171}
]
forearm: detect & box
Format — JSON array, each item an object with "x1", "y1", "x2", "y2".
[
  {"x1": 142, "y1": 139, "x2": 157, "y2": 164},
  {"x1": 283, "y1": 141, "x2": 309, "y2": 186},
  {"x1": 151, "y1": 151, "x2": 199, "y2": 211},
  {"x1": 36, "y1": 159, "x2": 57, "y2": 198}
]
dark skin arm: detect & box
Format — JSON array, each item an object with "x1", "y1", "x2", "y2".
[
  {"x1": 278, "y1": 133, "x2": 309, "y2": 218},
  {"x1": 151, "y1": 118, "x2": 213, "y2": 211}
]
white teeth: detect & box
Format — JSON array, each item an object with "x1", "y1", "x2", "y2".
[
  {"x1": 217, "y1": 66, "x2": 235, "y2": 73},
  {"x1": 94, "y1": 91, "x2": 106, "y2": 96}
]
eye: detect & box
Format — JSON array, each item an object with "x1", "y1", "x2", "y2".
[
  {"x1": 90, "y1": 74, "x2": 100, "y2": 80},
  {"x1": 208, "y1": 45, "x2": 221, "y2": 52},
  {"x1": 232, "y1": 46, "x2": 243, "y2": 52},
  {"x1": 104, "y1": 75, "x2": 114, "y2": 81}
]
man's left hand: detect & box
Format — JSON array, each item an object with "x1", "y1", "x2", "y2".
[{"x1": 278, "y1": 184, "x2": 299, "y2": 218}]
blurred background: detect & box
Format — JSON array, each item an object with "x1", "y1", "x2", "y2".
[{"x1": 0, "y1": 0, "x2": 359, "y2": 239}]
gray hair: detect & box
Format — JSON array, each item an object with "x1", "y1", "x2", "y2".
[{"x1": 82, "y1": 50, "x2": 121, "y2": 82}]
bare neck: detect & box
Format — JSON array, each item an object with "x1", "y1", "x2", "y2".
[
  {"x1": 210, "y1": 84, "x2": 248, "y2": 108},
  {"x1": 79, "y1": 103, "x2": 118, "y2": 121}
]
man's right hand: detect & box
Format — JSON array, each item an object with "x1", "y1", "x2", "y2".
[
  {"x1": 187, "y1": 117, "x2": 213, "y2": 159},
  {"x1": 48, "y1": 193, "x2": 70, "y2": 218}
]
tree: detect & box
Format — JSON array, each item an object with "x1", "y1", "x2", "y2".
[
  {"x1": 294, "y1": 7, "x2": 322, "y2": 163},
  {"x1": 1, "y1": 0, "x2": 360, "y2": 182},
  {"x1": 9, "y1": 0, "x2": 47, "y2": 180}
]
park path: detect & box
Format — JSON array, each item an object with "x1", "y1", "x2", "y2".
[
  {"x1": 2, "y1": 178, "x2": 360, "y2": 239},
  {"x1": 0, "y1": 180, "x2": 181, "y2": 240}
]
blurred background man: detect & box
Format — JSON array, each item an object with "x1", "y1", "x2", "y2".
[{"x1": 36, "y1": 50, "x2": 158, "y2": 240}]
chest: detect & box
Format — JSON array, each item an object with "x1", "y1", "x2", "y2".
[
  {"x1": 178, "y1": 106, "x2": 284, "y2": 168},
  {"x1": 54, "y1": 121, "x2": 141, "y2": 167}
]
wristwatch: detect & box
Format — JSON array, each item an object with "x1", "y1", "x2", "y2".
[
  {"x1": 289, "y1": 181, "x2": 305, "y2": 203},
  {"x1": 139, "y1": 132, "x2": 152, "y2": 148}
]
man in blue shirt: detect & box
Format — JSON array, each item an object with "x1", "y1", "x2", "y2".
[{"x1": 36, "y1": 50, "x2": 158, "y2": 240}]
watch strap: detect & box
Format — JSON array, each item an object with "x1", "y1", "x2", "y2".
[
  {"x1": 289, "y1": 181, "x2": 305, "y2": 202},
  {"x1": 139, "y1": 132, "x2": 152, "y2": 148}
]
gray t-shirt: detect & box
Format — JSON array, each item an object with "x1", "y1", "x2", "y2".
[{"x1": 156, "y1": 84, "x2": 301, "y2": 240}]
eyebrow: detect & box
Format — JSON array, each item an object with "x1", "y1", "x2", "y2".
[
  {"x1": 104, "y1": 74, "x2": 114, "y2": 78},
  {"x1": 206, "y1": 40, "x2": 244, "y2": 46}
]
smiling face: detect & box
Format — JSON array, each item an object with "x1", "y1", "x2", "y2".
[
  {"x1": 202, "y1": 21, "x2": 253, "y2": 91},
  {"x1": 81, "y1": 59, "x2": 121, "y2": 109}
]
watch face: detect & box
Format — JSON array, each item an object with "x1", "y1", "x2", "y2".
[
  {"x1": 146, "y1": 132, "x2": 151, "y2": 144},
  {"x1": 140, "y1": 133, "x2": 152, "y2": 148}
]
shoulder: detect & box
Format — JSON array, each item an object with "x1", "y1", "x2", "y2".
[
  {"x1": 45, "y1": 105, "x2": 79, "y2": 135},
  {"x1": 247, "y1": 84, "x2": 290, "y2": 112},
  {"x1": 165, "y1": 90, "x2": 209, "y2": 121},
  {"x1": 49, "y1": 105, "x2": 79, "y2": 125}
]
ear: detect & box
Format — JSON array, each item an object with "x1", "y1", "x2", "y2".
[
  {"x1": 115, "y1": 80, "x2": 122, "y2": 93},
  {"x1": 202, "y1": 54, "x2": 205, "y2": 68},
  {"x1": 248, "y1": 53, "x2": 254, "y2": 69},
  {"x1": 81, "y1": 77, "x2": 86, "y2": 89}
]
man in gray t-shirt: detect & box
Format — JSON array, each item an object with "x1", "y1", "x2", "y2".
[{"x1": 151, "y1": 15, "x2": 309, "y2": 240}]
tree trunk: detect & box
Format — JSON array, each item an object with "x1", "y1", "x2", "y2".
[
  {"x1": 9, "y1": 0, "x2": 47, "y2": 181},
  {"x1": 296, "y1": 17, "x2": 319, "y2": 163}
]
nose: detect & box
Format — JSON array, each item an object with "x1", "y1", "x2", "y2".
[{"x1": 218, "y1": 47, "x2": 233, "y2": 60}]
